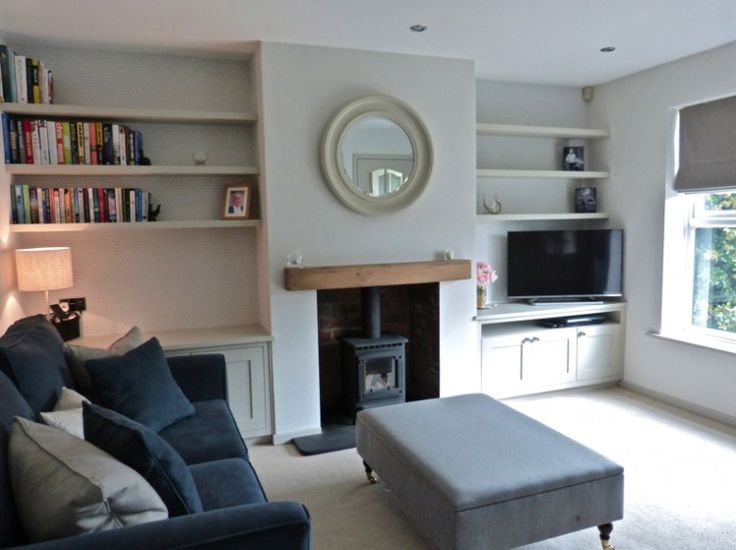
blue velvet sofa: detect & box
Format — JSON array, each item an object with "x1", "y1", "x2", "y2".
[{"x1": 0, "y1": 315, "x2": 310, "y2": 549}]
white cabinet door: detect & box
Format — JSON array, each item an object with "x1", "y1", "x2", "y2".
[
  {"x1": 521, "y1": 328, "x2": 576, "y2": 388},
  {"x1": 481, "y1": 335, "x2": 523, "y2": 397},
  {"x1": 576, "y1": 324, "x2": 622, "y2": 382},
  {"x1": 166, "y1": 343, "x2": 273, "y2": 438},
  {"x1": 221, "y1": 345, "x2": 272, "y2": 438}
]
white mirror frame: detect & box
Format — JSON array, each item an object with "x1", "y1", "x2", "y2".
[{"x1": 320, "y1": 95, "x2": 433, "y2": 216}]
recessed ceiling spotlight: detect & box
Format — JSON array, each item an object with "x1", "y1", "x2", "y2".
[
  {"x1": 600, "y1": 46, "x2": 616, "y2": 53},
  {"x1": 410, "y1": 24, "x2": 428, "y2": 33}
]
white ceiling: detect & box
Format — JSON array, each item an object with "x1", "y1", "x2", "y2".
[{"x1": 1, "y1": 0, "x2": 735, "y2": 86}]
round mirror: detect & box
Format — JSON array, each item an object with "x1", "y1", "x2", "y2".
[{"x1": 321, "y1": 96, "x2": 433, "y2": 215}]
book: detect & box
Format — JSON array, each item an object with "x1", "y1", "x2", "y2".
[
  {"x1": 54, "y1": 121, "x2": 64, "y2": 164},
  {"x1": 10, "y1": 185, "x2": 18, "y2": 223},
  {"x1": 38, "y1": 120, "x2": 50, "y2": 164},
  {"x1": 118, "y1": 126, "x2": 127, "y2": 165},
  {"x1": 69, "y1": 122, "x2": 78, "y2": 164},
  {"x1": 127, "y1": 129, "x2": 135, "y2": 165},
  {"x1": 97, "y1": 187, "x2": 106, "y2": 222},
  {"x1": 75, "y1": 121, "x2": 85, "y2": 164},
  {"x1": 111, "y1": 123, "x2": 120, "y2": 165},
  {"x1": 30, "y1": 120, "x2": 41, "y2": 164},
  {"x1": 21, "y1": 120, "x2": 33, "y2": 163},
  {"x1": 9, "y1": 119, "x2": 19, "y2": 163},
  {"x1": 62, "y1": 122, "x2": 72, "y2": 164},
  {"x1": 46, "y1": 120, "x2": 57, "y2": 165},
  {"x1": 95, "y1": 123, "x2": 103, "y2": 163},
  {"x1": 14, "y1": 54, "x2": 27, "y2": 103},
  {"x1": 1, "y1": 114, "x2": 10, "y2": 163},
  {"x1": 64, "y1": 188, "x2": 72, "y2": 223},
  {"x1": 30, "y1": 58, "x2": 40, "y2": 104},
  {"x1": 0, "y1": 62, "x2": 3, "y2": 102},
  {"x1": 53, "y1": 188, "x2": 61, "y2": 223},
  {"x1": 88, "y1": 122, "x2": 98, "y2": 164},
  {"x1": 46, "y1": 69, "x2": 54, "y2": 104},
  {"x1": 133, "y1": 131, "x2": 142, "y2": 165},
  {"x1": 22, "y1": 184, "x2": 31, "y2": 223},
  {"x1": 0, "y1": 45, "x2": 13, "y2": 102},
  {"x1": 29, "y1": 188, "x2": 38, "y2": 223},
  {"x1": 14, "y1": 185, "x2": 24, "y2": 223},
  {"x1": 101, "y1": 123, "x2": 112, "y2": 164}
]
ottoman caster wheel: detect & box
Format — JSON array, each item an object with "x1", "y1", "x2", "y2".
[{"x1": 363, "y1": 461, "x2": 378, "y2": 484}]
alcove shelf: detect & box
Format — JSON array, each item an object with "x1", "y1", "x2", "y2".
[
  {"x1": 10, "y1": 220, "x2": 261, "y2": 232},
  {"x1": 5, "y1": 165, "x2": 258, "y2": 176},
  {"x1": 476, "y1": 213, "x2": 609, "y2": 222},
  {"x1": 476, "y1": 123, "x2": 608, "y2": 139},
  {"x1": 477, "y1": 169, "x2": 609, "y2": 179},
  {"x1": 0, "y1": 103, "x2": 257, "y2": 125}
]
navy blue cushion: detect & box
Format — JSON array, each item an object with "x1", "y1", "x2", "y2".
[
  {"x1": 83, "y1": 402, "x2": 203, "y2": 517},
  {"x1": 159, "y1": 399, "x2": 248, "y2": 465},
  {"x1": 0, "y1": 314, "x2": 72, "y2": 415},
  {"x1": 189, "y1": 458, "x2": 267, "y2": 511},
  {"x1": 84, "y1": 337, "x2": 195, "y2": 431},
  {"x1": 0, "y1": 369, "x2": 33, "y2": 547}
]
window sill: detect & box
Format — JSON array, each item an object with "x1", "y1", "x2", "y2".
[{"x1": 650, "y1": 330, "x2": 736, "y2": 356}]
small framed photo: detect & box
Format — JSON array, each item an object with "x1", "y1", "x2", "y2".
[
  {"x1": 563, "y1": 146, "x2": 585, "y2": 171},
  {"x1": 223, "y1": 184, "x2": 253, "y2": 219},
  {"x1": 575, "y1": 186, "x2": 597, "y2": 213}
]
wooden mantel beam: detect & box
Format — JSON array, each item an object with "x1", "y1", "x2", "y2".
[{"x1": 283, "y1": 260, "x2": 471, "y2": 291}]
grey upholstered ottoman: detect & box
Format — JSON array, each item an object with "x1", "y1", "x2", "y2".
[{"x1": 356, "y1": 394, "x2": 623, "y2": 550}]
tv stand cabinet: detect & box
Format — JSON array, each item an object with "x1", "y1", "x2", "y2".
[{"x1": 476, "y1": 302, "x2": 626, "y2": 398}]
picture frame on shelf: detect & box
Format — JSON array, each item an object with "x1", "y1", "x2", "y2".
[
  {"x1": 223, "y1": 183, "x2": 253, "y2": 219},
  {"x1": 562, "y1": 146, "x2": 585, "y2": 171},
  {"x1": 575, "y1": 186, "x2": 597, "y2": 212}
]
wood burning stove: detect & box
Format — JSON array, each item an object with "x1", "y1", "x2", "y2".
[{"x1": 342, "y1": 287, "x2": 407, "y2": 418}]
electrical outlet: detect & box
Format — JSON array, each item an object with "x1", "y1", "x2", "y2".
[{"x1": 60, "y1": 297, "x2": 86, "y2": 312}]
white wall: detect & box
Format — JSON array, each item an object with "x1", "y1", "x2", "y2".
[
  {"x1": 589, "y1": 42, "x2": 736, "y2": 423},
  {"x1": 475, "y1": 80, "x2": 596, "y2": 302},
  {"x1": 258, "y1": 43, "x2": 477, "y2": 442}
]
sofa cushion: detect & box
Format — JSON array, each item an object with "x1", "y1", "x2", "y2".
[
  {"x1": 0, "y1": 370, "x2": 33, "y2": 547},
  {"x1": 159, "y1": 399, "x2": 248, "y2": 465},
  {"x1": 85, "y1": 337, "x2": 195, "y2": 431},
  {"x1": 40, "y1": 387, "x2": 90, "y2": 439},
  {"x1": 64, "y1": 326, "x2": 144, "y2": 400},
  {"x1": 8, "y1": 417, "x2": 168, "y2": 543},
  {"x1": 83, "y1": 402, "x2": 203, "y2": 517},
  {"x1": 0, "y1": 314, "x2": 72, "y2": 415},
  {"x1": 189, "y1": 458, "x2": 267, "y2": 511}
]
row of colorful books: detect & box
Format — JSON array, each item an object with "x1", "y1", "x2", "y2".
[
  {"x1": 2, "y1": 115, "x2": 144, "y2": 166},
  {"x1": 0, "y1": 45, "x2": 53, "y2": 104},
  {"x1": 11, "y1": 185, "x2": 151, "y2": 224}
]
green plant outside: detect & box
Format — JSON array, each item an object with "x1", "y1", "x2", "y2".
[{"x1": 693, "y1": 193, "x2": 736, "y2": 332}]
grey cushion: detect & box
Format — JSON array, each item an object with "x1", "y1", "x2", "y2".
[
  {"x1": 64, "y1": 326, "x2": 144, "y2": 400},
  {"x1": 40, "y1": 387, "x2": 90, "y2": 438},
  {"x1": 7, "y1": 417, "x2": 168, "y2": 543},
  {"x1": 84, "y1": 338, "x2": 195, "y2": 432}
]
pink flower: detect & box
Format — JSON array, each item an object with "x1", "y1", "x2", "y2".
[{"x1": 476, "y1": 261, "x2": 498, "y2": 288}]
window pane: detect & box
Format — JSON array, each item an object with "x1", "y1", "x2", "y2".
[
  {"x1": 704, "y1": 192, "x2": 736, "y2": 211},
  {"x1": 693, "y1": 227, "x2": 736, "y2": 332}
]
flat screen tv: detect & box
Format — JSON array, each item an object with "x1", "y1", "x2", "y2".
[{"x1": 506, "y1": 229, "x2": 623, "y2": 301}]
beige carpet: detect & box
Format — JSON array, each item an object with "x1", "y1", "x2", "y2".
[{"x1": 249, "y1": 387, "x2": 736, "y2": 549}]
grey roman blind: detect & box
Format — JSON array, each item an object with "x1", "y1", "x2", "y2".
[{"x1": 676, "y1": 94, "x2": 736, "y2": 193}]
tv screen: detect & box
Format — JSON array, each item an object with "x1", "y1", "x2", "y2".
[{"x1": 507, "y1": 229, "x2": 623, "y2": 301}]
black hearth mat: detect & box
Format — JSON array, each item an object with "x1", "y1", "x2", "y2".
[{"x1": 292, "y1": 409, "x2": 355, "y2": 456}]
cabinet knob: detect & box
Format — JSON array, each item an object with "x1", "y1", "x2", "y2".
[
  {"x1": 578, "y1": 331, "x2": 587, "y2": 338},
  {"x1": 522, "y1": 336, "x2": 540, "y2": 344}
]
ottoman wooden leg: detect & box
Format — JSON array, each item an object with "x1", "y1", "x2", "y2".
[
  {"x1": 363, "y1": 461, "x2": 378, "y2": 484},
  {"x1": 598, "y1": 523, "x2": 614, "y2": 549}
]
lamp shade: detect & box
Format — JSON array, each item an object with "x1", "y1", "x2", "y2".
[{"x1": 16, "y1": 247, "x2": 74, "y2": 292}]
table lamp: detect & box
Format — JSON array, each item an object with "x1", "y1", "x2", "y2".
[{"x1": 15, "y1": 247, "x2": 74, "y2": 314}]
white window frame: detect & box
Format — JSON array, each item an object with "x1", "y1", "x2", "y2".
[{"x1": 660, "y1": 109, "x2": 736, "y2": 352}]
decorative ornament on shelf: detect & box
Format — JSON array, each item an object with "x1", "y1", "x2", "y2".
[
  {"x1": 483, "y1": 194, "x2": 502, "y2": 215},
  {"x1": 476, "y1": 261, "x2": 498, "y2": 309}
]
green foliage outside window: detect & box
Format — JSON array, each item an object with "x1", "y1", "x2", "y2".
[{"x1": 693, "y1": 193, "x2": 736, "y2": 331}]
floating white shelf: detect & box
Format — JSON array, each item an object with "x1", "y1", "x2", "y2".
[
  {"x1": 476, "y1": 123, "x2": 608, "y2": 139},
  {"x1": 477, "y1": 169, "x2": 609, "y2": 179},
  {"x1": 0, "y1": 103, "x2": 257, "y2": 125},
  {"x1": 5, "y1": 164, "x2": 258, "y2": 176},
  {"x1": 10, "y1": 220, "x2": 261, "y2": 232},
  {"x1": 476, "y1": 213, "x2": 609, "y2": 222}
]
